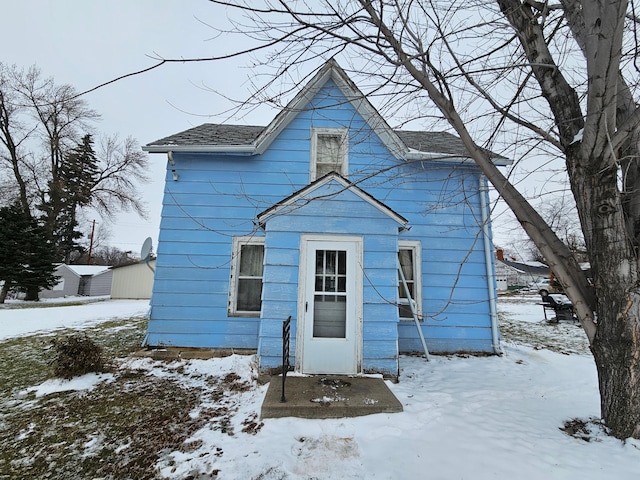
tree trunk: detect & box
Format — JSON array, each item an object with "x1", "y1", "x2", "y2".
[
  {"x1": 24, "y1": 285, "x2": 39, "y2": 302},
  {"x1": 592, "y1": 289, "x2": 640, "y2": 438},
  {"x1": 0, "y1": 283, "x2": 9, "y2": 304},
  {"x1": 574, "y1": 149, "x2": 640, "y2": 438}
]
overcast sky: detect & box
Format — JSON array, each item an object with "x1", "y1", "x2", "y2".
[
  {"x1": 4, "y1": 0, "x2": 273, "y2": 255},
  {"x1": 4, "y1": 0, "x2": 546, "y2": 258}
]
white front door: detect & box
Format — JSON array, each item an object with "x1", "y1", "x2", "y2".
[{"x1": 299, "y1": 236, "x2": 362, "y2": 374}]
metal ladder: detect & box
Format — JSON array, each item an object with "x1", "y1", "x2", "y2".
[{"x1": 398, "y1": 259, "x2": 431, "y2": 361}]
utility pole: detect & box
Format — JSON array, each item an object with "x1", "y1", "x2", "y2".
[{"x1": 87, "y1": 220, "x2": 96, "y2": 265}]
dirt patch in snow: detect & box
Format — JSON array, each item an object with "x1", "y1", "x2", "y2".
[{"x1": 0, "y1": 317, "x2": 262, "y2": 480}]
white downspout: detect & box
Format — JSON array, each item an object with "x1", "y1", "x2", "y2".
[{"x1": 479, "y1": 175, "x2": 502, "y2": 355}]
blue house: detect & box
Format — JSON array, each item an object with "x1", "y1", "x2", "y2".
[{"x1": 143, "y1": 60, "x2": 508, "y2": 377}]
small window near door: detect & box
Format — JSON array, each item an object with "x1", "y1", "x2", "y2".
[
  {"x1": 229, "y1": 236, "x2": 265, "y2": 316},
  {"x1": 398, "y1": 241, "x2": 422, "y2": 321},
  {"x1": 310, "y1": 128, "x2": 348, "y2": 180}
]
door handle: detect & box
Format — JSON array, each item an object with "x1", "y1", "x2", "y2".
[{"x1": 305, "y1": 301, "x2": 308, "y2": 312}]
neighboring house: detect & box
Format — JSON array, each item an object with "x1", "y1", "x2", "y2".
[
  {"x1": 40, "y1": 264, "x2": 113, "y2": 299},
  {"x1": 142, "y1": 60, "x2": 510, "y2": 377},
  {"x1": 495, "y1": 258, "x2": 550, "y2": 291},
  {"x1": 110, "y1": 259, "x2": 156, "y2": 299}
]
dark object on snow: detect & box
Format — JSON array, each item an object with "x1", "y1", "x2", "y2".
[
  {"x1": 50, "y1": 333, "x2": 104, "y2": 379},
  {"x1": 540, "y1": 294, "x2": 576, "y2": 322}
]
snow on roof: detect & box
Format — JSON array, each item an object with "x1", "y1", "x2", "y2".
[
  {"x1": 64, "y1": 265, "x2": 110, "y2": 276},
  {"x1": 520, "y1": 261, "x2": 548, "y2": 268}
]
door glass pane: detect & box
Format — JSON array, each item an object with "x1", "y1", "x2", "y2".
[
  {"x1": 338, "y1": 250, "x2": 346, "y2": 274},
  {"x1": 312, "y1": 249, "x2": 347, "y2": 338},
  {"x1": 325, "y1": 250, "x2": 336, "y2": 274},
  {"x1": 313, "y1": 295, "x2": 346, "y2": 338}
]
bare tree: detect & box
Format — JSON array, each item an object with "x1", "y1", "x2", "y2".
[
  {"x1": 527, "y1": 196, "x2": 587, "y2": 263},
  {"x1": 91, "y1": 134, "x2": 149, "y2": 219},
  {"x1": 163, "y1": 0, "x2": 640, "y2": 438},
  {"x1": 0, "y1": 63, "x2": 149, "y2": 264}
]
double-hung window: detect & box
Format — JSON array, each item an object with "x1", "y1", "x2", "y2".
[
  {"x1": 229, "y1": 236, "x2": 265, "y2": 316},
  {"x1": 311, "y1": 128, "x2": 348, "y2": 180},
  {"x1": 398, "y1": 240, "x2": 422, "y2": 321}
]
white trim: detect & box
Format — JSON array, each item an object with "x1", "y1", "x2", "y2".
[
  {"x1": 310, "y1": 127, "x2": 349, "y2": 181},
  {"x1": 296, "y1": 234, "x2": 363, "y2": 374},
  {"x1": 404, "y1": 151, "x2": 512, "y2": 167},
  {"x1": 143, "y1": 144, "x2": 255, "y2": 154},
  {"x1": 228, "y1": 235, "x2": 265, "y2": 317},
  {"x1": 479, "y1": 176, "x2": 502, "y2": 354},
  {"x1": 398, "y1": 240, "x2": 422, "y2": 321},
  {"x1": 257, "y1": 173, "x2": 408, "y2": 228}
]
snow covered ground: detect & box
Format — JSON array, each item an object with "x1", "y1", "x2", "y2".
[
  {"x1": 0, "y1": 296, "x2": 149, "y2": 341},
  {"x1": 2, "y1": 294, "x2": 640, "y2": 479}
]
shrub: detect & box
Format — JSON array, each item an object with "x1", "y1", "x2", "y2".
[{"x1": 50, "y1": 333, "x2": 104, "y2": 379}]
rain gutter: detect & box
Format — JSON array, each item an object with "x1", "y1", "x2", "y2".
[{"x1": 479, "y1": 175, "x2": 502, "y2": 355}]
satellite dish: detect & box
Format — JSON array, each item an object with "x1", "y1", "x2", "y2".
[{"x1": 140, "y1": 237, "x2": 153, "y2": 262}]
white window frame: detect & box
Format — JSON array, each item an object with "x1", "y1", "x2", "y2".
[
  {"x1": 398, "y1": 240, "x2": 423, "y2": 321},
  {"x1": 229, "y1": 236, "x2": 265, "y2": 317},
  {"x1": 310, "y1": 127, "x2": 349, "y2": 181}
]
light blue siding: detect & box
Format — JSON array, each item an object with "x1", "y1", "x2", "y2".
[
  {"x1": 256, "y1": 181, "x2": 402, "y2": 375},
  {"x1": 148, "y1": 77, "x2": 499, "y2": 370}
]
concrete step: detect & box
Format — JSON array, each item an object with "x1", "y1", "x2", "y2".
[{"x1": 261, "y1": 375, "x2": 403, "y2": 419}]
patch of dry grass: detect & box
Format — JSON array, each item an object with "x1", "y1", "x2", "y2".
[
  {"x1": 0, "y1": 315, "x2": 261, "y2": 480},
  {"x1": 498, "y1": 310, "x2": 590, "y2": 355}
]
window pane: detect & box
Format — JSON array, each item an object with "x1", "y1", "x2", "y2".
[
  {"x1": 317, "y1": 163, "x2": 340, "y2": 176},
  {"x1": 317, "y1": 135, "x2": 342, "y2": 163},
  {"x1": 398, "y1": 248, "x2": 417, "y2": 319},
  {"x1": 239, "y1": 244, "x2": 264, "y2": 276},
  {"x1": 399, "y1": 249, "x2": 414, "y2": 280},
  {"x1": 399, "y1": 302, "x2": 413, "y2": 319},
  {"x1": 398, "y1": 282, "x2": 414, "y2": 299},
  {"x1": 237, "y1": 278, "x2": 262, "y2": 311},
  {"x1": 315, "y1": 133, "x2": 344, "y2": 177}
]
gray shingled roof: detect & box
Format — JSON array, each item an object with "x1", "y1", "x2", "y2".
[
  {"x1": 146, "y1": 123, "x2": 501, "y2": 158},
  {"x1": 396, "y1": 131, "x2": 471, "y2": 156},
  {"x1": 500, "y1": 260, "x2": 550, "y2": 277},
  {"x1": 147, "y1": 124, "x2": 265, "y2": 147}
]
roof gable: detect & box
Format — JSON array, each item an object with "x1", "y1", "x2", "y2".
[
  {"x1": 257, "y1": 172, "x2": 408, "y2": 227},
  {"x1": 60, "y1": 264, "x2": 111, "y2": 277},
  {"x1": 144, "y1": 60, "x2": 509, "y2": 165},
  {"x1": 252, "y1": 60, "x2": 406, "y2": 158}
]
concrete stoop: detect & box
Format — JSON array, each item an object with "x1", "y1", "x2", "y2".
[{"x1": 261, "y1": 375, "x2": 403, "y2": 419}]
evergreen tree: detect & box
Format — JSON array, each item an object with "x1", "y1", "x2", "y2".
[
  {"x1": 39, "y1": 134, "x2": 98, "y2": 262},
  {"x1": 63, "y1": 134, "x2": 98, "y2": 207},
  {"x1": 0, "y1": 202, "x2": 58, "y2": 302}
]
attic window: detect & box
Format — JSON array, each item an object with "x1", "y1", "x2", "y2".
[{"x1": 311, "y1": 128, "x2": 348, "y2": 180}]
